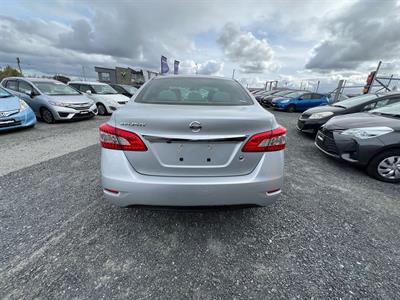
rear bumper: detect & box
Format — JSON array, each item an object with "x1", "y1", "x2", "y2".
[{"x1": 101, "y1": 149, "x2": 284, "y2": 207}]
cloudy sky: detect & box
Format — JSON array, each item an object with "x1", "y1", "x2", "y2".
[{"x1": 1, "y1": 0, "x2": 400, "y2": 91}]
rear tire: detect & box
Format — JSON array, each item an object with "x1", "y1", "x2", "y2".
[
  {"x1": 287, "y1": 104, "x2": 296, "y2": 113},
  {"x1": 97, "y1": 103, "x2": 107, "y2": 116},
  {"x1": 41, "y1": 108, "x2": 55, "y2": 124},
  {"x1": 367, "y1": 149, "x2": 400, "y2": 183}
]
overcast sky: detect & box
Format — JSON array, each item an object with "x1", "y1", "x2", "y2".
[{"x1": 1, "y1": 0, "x2": 400, "y2": 91}]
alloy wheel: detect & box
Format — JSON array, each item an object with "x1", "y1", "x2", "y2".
[
  {"x1": 377, "y1": 156, "x2": 400, "y2": 180},
  {"x1": 97, "y1": 104, "x2": 107, "y2": 116},
  {"x1": 41, "y1": 108, "x2": 54, "y2": 124}
]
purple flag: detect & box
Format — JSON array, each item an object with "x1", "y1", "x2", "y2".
[
  {"x1": 161, "y1": 55, "x2": 169, "y2": 75},
  {"x1": 174, "y1": 60, "x2": 180, "y2": 75}
]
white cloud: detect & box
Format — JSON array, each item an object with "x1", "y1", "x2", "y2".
[
  {"x1": 198, "y1": 60, "x2": 224, "y2": 75},
  {"x1": 306, "y1": 0, "x2": 400, "y2": 70},
  {"x1": 217, "y1": 23, "x2": 278, "y2": 74},
  {"x1": 0, "y1": 0, "x2": 396, "y2": 92}
]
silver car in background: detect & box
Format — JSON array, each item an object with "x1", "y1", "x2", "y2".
[
  {"x1": 100, "y1": 76, "x2": 286, "y2": 207},
  {"x1": 1, "y1": 77, "x2": 97, "y2": 123}
]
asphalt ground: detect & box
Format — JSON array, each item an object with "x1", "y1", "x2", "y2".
[{"x1": 0, "y1": 110, "x2": 399, "y2": 299}]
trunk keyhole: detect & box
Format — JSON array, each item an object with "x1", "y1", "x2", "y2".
[
  {"x1": 207, "y1": 158, "x2": 211, "y2": 162},
  {"x1": 179, "y1": 157, "x2": 184, "y2": 162}
]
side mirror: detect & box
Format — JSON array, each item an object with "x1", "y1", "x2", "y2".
[
  {"x1": 86, "y1": 90, "x2": 92, "y2": 95},
  {"x1": 25, "y1": 90, "x2": 35, "y2": 98},
  {"x1": 298, "y1": 97, "x2": 303, "y2": 100}
]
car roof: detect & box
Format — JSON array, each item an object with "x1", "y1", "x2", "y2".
[
  {"x1": 2, "y1": 77, "x2": 59, "y2": 83},
  {"x1": 376, "y1": 91, "x2": 400, "y2": 97},
  {"x1": 68, "y1": 81, "x2": 107, "y2": 85},
  {"x1": 152, "y1": 75, "x2": 234, "y2": 81}
]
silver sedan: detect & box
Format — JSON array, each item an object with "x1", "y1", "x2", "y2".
[{"x1": 100, "y1": 76, "x2": 285, "y2": 207}]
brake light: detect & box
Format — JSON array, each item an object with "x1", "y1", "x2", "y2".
[
  {"x1": 242, "y1": 127, "x2": 286, "y2": 152},
  {"x1": 99, "y1": 123, "x2": 147, "y2": 151}
]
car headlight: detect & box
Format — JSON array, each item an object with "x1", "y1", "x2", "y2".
[
  {"x1": 341, "y1": 127, "x2": 393, "y2": 139},
  {"x1": 280, "y1": 100, "x2": 290, "y2": 104},
  {"x1": 19, "y1": 100, "x2": 29, "y2": 111},
  {"x1": 309, "y1": 112, "x2": 334, "y2": 119},
  {"x1": 48, "y1": 100, "x2": 69, "y2": 107}
]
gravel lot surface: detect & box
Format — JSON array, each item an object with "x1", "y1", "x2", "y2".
[
  {"x1": 0, "y1": 116, "x2": 105, "y2": 176},
  {"x1": 0, "y1": 110, "x2": 399, "y2": 299}
]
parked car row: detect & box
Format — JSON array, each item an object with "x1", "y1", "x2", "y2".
[
  {"x1": 294, "y1": 92, "x2": 400, "y2": 183},
  {"x1": 251, "y1": 89, "x2": 330, "y2": 112},
  {"x1": 0, "y1": 77, "x2": 136, "y2": 132}
]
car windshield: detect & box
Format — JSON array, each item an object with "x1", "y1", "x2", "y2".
[
  {"x1": 332, "y1": 94, "x2": 378, "y2": 108},
  {"x1": 35, "y1": 82, "x2": 80, "y2": 95},
  {"x1": 122, "y1": 85, "x2": 138, "y2": 94},
  {"x1": 135, "y1": 77, "x2": 253, "y2": 105},
  {"x1": 370, "y1": 102, "x2": 400, "y2": 117},
  {"x1": 0, "y1": 87, "x2": 12, "y2": 98},
  {"x1": 285, "y1": 91, "x2": 303, "y2": 98},
  {"x1": 92, "y1": 84, "x2": 118, "y2": 94}
]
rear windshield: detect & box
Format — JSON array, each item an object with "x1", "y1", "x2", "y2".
[{"x1": 135, "y1": 77, "x2": 253, "y2": 105}]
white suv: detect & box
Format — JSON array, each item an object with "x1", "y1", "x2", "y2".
[{"x1": 68, "y1": 81, "x2": 130, "y2": 115}]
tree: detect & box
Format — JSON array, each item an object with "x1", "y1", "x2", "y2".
[{"x1": 0, "y1": 65, "x2": 22, "y2": 81}]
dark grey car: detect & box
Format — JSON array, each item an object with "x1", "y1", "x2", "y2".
[
  {"x1": 315, "y1": 102, "x2": 400, "y2": 183},
  {"x1": 298, "y1": 92, "x2": 400, "y2": 134}
]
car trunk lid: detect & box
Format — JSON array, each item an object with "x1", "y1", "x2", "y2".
[{"x1": 114, "y1": 103, "x2": 276, "y2": 177}]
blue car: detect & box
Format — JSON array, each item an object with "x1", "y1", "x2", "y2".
[
  {"x1": 0, "y1": 86, "x2": 36, "y2": 132},
  {"x1": 271, "y1": 91, "x2": 329, "y2": 112}
]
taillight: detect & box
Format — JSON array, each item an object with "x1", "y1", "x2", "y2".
[
  {"x1": 242, "y1": 127, "x2": 286, "y2": 152},
  {"x1": 99, "y1": 123, "x2": 147, "y2": 151}
]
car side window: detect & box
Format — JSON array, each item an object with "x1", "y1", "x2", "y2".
[
  {"x1": 301, "y1": 93, "x2": 312, "y2": 100},
  {"x1": 387, "y1": 97, "x2": 400, "y2": 105},
  {"x1": 374, "y1": 99, "x2": 390, "y2": 109},
  {"x1": 112, "y1": 85, "x2": 124, "y2": 93},
  {"x1": 311, "y1": 93, "x2": 322, "y2": 99},
  {"x1": 79, "y1": 84, "x2": 92, "y2": 93},
  {"x1": 69, "y1": 84, "x2": 79, "y2": 91},
  {"x1": 362, "y1": 102, "x2": 376, "y2": 111},
  {"x1": 6, "y1": 80, "x2": 18, "y2": 91},
  {"x1": 18, "y1": 81, "x2": 34, "y2": 94}
]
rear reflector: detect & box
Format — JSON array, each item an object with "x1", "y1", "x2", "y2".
[
  {"x1": 99, "y1": 123, "x2": 147, "y2": 151},
  {"x1": 242, "y1": 126, "x2": 286, "y2": 152},
  {"x1": 104, "y1": 188, "x2": 119, "y2": 194}
]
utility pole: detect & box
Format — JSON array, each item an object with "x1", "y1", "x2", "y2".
[
  {"x1": 82, "y1": 66, "x2": 86, "y2": 81},
  {"x1": 16, "y1": 57, "x2": 23, "y2": 76},
  {"x1": 232, "y1": 69, "x2": 235, "y2": 79}
]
